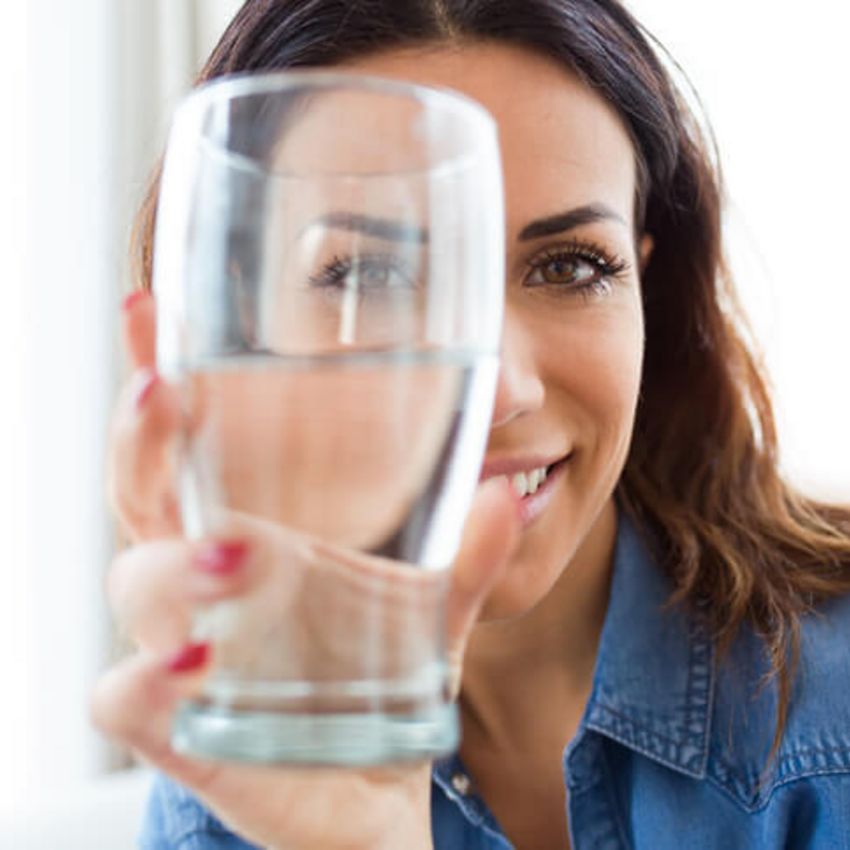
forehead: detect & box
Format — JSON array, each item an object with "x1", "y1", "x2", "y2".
[{"x1": 340, "y1": 42, "x2": 638, "y2": 233}]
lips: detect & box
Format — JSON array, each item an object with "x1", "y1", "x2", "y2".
[{"x1": 480, "y1": 453, "x2": 572, "y2": 501}]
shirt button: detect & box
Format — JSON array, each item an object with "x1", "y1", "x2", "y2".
[{"x1": 451, "y1": 772, "x2": 472, "y2": 796}]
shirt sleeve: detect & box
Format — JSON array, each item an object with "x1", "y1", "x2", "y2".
[{"x1": 138, "y1": 773, "x2": 261, "y2": 850}]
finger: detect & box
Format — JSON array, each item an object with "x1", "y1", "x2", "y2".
[
  {"x1": 107, "y1": 368, "x2": 184, "y2": 541},
  {"x1": 108, "y1": 539, "x2": 254, "y2": 652},
  {"x1": 90, "y1": 648, "x2": 431, "y2": 850},
  {"x1": 445, "y1": 478, "x2": 520, "y2": 690},
  {"x1": 121, "y1": 289, "x2": 157, "y2": 369},
  {"x1": 90, "y1": 645, "x2": 221, "y2": 788}
]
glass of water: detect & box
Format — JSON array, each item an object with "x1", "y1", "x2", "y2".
[{"x1": 153, "y1": 71, "x2": 504, "y2": 766}]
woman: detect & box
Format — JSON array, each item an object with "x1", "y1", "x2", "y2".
[{"x1": 92, "y1": 1, "x2": 850, "y2": 848}]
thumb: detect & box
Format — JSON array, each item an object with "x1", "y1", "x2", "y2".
[{"x1": 445, "y1": 478, "x2": 520, "y2": 696}]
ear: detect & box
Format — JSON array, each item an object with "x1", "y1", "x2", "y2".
[{"x1": 638, "y1": 233, "x2": 654, "y2": 275}]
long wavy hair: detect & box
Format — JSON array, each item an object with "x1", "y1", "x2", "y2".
[{"x1": 132, "y1": 0, "x2": 850, "y2": 761}]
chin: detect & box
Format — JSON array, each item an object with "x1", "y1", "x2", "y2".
[
  {"x1": 476, "y1": 485, "x2": 621, "y2": 622},
  {"x1": 477, "y1": 547, "x2": 576, "y2": 621}
]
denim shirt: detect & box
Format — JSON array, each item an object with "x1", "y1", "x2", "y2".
[{"x1": 140, "y1": 513, "x2": 850, "y2": 848}]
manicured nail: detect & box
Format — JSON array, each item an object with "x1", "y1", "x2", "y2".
[
  {"x1": 122, "y1": 290, "x2": 150, "y2": 312},
  {"x1": 133, "y1": 368, "x2": 159, "y2": 411},
  {"x1": 194, "y1": 541, "x2": 249, "y2": 575},
  {"x1": 166, "y1": 642, "x2": 210, "y2": 674}
]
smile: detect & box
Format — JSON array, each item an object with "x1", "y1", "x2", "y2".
[
  {"x1": 501, "y1": 465, "x2": 550, "y2": 498},
  {"x1": 481, "y1": 454, "x2": 572, "y2": 527}
]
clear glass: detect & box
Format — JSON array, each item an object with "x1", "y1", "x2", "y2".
[{"x1": 153, "y1": 71, "x2": 505, "y2": 765}]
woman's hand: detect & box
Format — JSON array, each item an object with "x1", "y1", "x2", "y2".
[{"x1": 91, "y1": 291, "x2": 519, "y2": 850}]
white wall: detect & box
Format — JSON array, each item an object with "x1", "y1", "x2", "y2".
[
  {"x1": 11, "y1": 0, "x2": 121, "y2": 816},
  {"x1": 631, "y1": 0, "x2": 850, "y2": 500},
  {"x1": 0, "y1": 0, "x2": 31, "y2": 822},
  {"x1": 2, "y1": 0, "x2": 244, "y2": 821}
]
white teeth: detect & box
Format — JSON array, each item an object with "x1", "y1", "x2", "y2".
[
  {"x1": 511, "y1": 472, "x2": 529, "y2": 498},
  {"x1": 505, "y1": 465, "x2": 549, "y2": 499}
]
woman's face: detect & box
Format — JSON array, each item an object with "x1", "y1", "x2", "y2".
[{"x1": 343, "y1": 42, "x2": 649, "y2": 618}]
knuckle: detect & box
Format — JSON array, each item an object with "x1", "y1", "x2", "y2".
[
  {"x1": 105, "y1": 384, "x2": 183, "y2": 542},
  {"x1": 89, "y1": 669, "x2": 126, "y2": 739},
  {"x1": 107, "y1": 542, "x2": 193, "y2": 651},
  {"x1": 90, "y1": 659, "x2": 160, "y2": 749},
  {"x1": 105, "y1": 550, "x2": 132, "y2": 613}
]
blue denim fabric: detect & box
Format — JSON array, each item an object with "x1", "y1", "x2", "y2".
[{"x1": 140, "y1": 512, "x2": 850, "y2": 849}]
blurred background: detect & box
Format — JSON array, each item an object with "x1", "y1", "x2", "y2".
[{"x1": 2, "y1": 0, "x2": 848, "y2": 847}]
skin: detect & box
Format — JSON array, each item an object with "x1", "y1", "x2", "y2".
[
  {"x1": 94, "y1": 42, "x2": 652, "y2": 850},
  {"x1": 346, "y1": 44, "x2": 650, "y2": 849}
]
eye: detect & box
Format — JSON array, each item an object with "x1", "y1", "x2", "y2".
[
  {"x1": 528, "y1": 254, "x2": 601, "y2": 287},
  {"x1": 524, "y1": 240, "x2": 630, "y2": 296},
  {"x1": 309, "y1": 253, "x2": 416, "y2": 291}
]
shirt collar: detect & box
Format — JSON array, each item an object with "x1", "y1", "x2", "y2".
[
  {"x1": 433, "y1": 507, "x2": 715, "y2": 804},
  {"x1": 578, "y1": 508, "x2": 714, "y2": 779}
]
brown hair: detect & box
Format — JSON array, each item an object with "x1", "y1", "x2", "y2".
[{"x1": 132, "y1": 0, "x2": 850, "y2": 761}]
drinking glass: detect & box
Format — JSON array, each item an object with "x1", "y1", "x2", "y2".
[{"x1": 153, "y1": 71, "x2": 504, "y2": 765}]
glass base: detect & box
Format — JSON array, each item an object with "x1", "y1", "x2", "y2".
[{"x1": 171, "y1": 699, "x2": 459, "y2": 766}]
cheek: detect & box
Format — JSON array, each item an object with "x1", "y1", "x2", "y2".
[
  {"x1": 478, "y1": 294, "x2": 644, "y2": 620},
  {"x1": 544, "y1": 296, "x2": 644, "y2": 449}
]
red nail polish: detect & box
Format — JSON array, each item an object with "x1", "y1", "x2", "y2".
[
  {"x1": 194, "y1": 541, "x2": 249, "y2": 575},
  {"x1": 133, "y1": 369, "x2": 159, "y2": 410},
  {"x1": 166, "y1": 642, "x2": 210, "y2": 674},
  {"x1": 122, "y1": 290, "x2": 149, "y2": 312}
]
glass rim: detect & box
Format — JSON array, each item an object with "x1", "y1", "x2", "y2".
[{"x1": 177, "y1": 68, "x2": 499, "y2": 180}]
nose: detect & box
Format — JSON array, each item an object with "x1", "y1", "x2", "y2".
[{"x1": 490, "y1": 307, "x2": 545, "y2": 429}]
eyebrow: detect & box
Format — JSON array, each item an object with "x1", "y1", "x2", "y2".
[
  {"x1": 517, "y1": 203, "x2": 627, "y2": 241},
  {"x1": 311, "y1": 212, "x2": 429, "y2": 244}
]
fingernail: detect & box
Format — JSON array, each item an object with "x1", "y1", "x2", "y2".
[
  {"x1": 194, "y1": 541, "x2": 249, "y2": 575},
  {"x1": 165, "y1": 642, "x2": 210, "y2": 674},
  {"x1": 122, "y1": 290, "x2": 150, "y2": 312},
  {"x1": 133, "y1": 368, "x2": 159, "y2": 411}
]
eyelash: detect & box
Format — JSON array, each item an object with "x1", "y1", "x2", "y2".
[
  {"x1": 308, "y1": 253, "x2": 414, "y2": 290},
  {"x1": 524, "y1": 239, "x2": 631, "y2": 299},
  {"x1": 309, "y1": 240, "x2": 630, "y2": 300}
]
